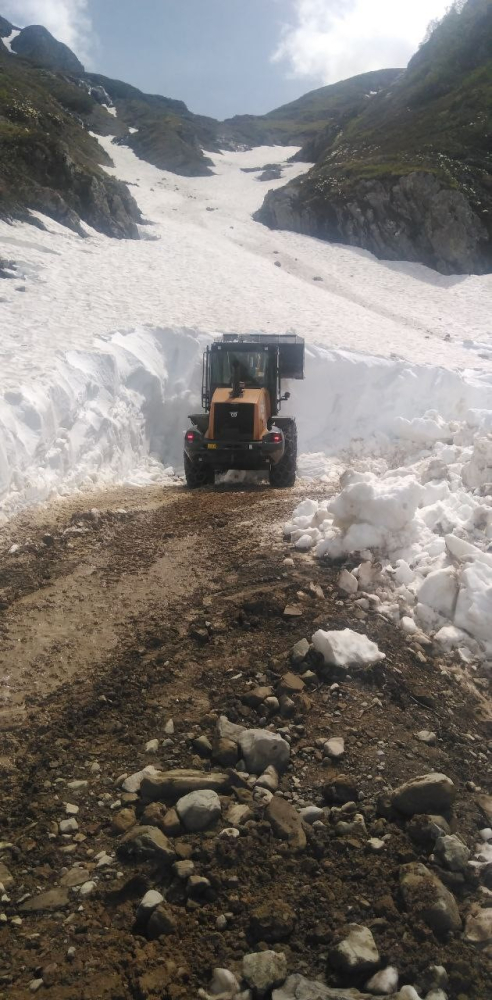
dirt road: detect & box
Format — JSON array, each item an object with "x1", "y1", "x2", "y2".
[{"x1": 1, "y1": 482, "x2": 491, "y2": 999}]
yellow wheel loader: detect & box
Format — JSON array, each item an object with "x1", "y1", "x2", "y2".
[{"x1": 183, "y1": 334, "x2": 305, "y2": 488}]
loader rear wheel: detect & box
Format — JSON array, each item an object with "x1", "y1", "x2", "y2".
[
  {"x1": 184, "y1": 453, "x2": 215, "y2": 488},
  {"x1": 269, "y1": 420, "x2": 297, "y2": 488}
]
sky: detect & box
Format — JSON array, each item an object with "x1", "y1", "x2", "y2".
[{"x1": 2, "y1": 0, "x2": 452, "y2": 118}]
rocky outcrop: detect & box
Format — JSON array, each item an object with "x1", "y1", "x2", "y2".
[
  {"x1": 0, "y1": 14, "x2": 16, "y2": 35},
  {"x1": 257, "y1": 0, "x2": 492, "y2": 275},
  {"x1": 10, "y1": 25, "x2": 85, "y2": 74},
  {"x1": 256, "y1": 169, "x2": 492, "y2": 275}
]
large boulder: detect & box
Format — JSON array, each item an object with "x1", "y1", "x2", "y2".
[
  {"x1": 238, "y1": 729, "x2": 290, "y2": 774},
  {"x1": 392, "y1": 774, "x2": 455, "y2": 816}
]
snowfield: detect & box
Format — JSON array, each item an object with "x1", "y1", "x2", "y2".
[{"x1": 1, "y1": 136, "x2": 492, "y2": 526}]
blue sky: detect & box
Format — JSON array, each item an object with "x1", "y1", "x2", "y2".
[{"x1": 3, "y1": 0, "x2": 452, "y2": 119}]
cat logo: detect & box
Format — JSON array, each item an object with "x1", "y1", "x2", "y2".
[{"x1": 230, "y1": 411, "x2": 238, "y2": 417}]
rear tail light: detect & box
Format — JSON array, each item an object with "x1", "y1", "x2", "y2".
[
  {"x1": 266, "y1": 431, "x2": 283, "y2": 444},
  {"x1": 185, "y1": 430, "x2": 198, "y2": 443}
]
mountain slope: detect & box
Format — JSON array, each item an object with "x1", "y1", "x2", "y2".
[
  {"x1": 221, "y1": 69, "x2": 402, "y2": 149},
  {"x1": 0, "y1": 44, "x2": 142, "y2": 237},
  {"x1": 257, "y1": 0, "x2": 492, "y2": 275}
]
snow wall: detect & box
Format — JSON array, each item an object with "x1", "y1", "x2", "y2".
[{"x1": 1, "y1": 328, "x2": 492, "y2": 518}]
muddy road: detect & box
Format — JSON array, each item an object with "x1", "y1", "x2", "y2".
[{"x1": 0, "y1": 482, "x2": 491, "y2": 1000}]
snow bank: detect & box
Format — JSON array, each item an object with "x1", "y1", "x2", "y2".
[
  {"x1": 0, "y1": 326, "x2": 208, "y2": 519},
  {"x1": 285, "y1": 410, "x2": 492, "y2": 655}
]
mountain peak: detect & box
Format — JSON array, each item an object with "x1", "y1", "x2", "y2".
[{"x1": 7, "y1": 22, "x2": 85, "y2": 74}]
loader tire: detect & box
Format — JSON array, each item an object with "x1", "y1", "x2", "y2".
[
  {"x1": 184, "y1": 453, "x2": 215, "y2": 488},
  {"x1": 269, "y1": 420, "x2": 297, "y2": 488}
]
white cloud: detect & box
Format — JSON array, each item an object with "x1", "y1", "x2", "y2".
[
  {"x1": 2, "y1": 0, "x2": 95, "y2": 65},
  {"x1": 273, "y1": 0, "x2": 452, "y2": 83}
]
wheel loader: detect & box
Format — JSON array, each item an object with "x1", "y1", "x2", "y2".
[{"x1": 183, "y1": 334, "x2": 305, "y2": 488}]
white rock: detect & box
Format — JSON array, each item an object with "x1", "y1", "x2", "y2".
[
  {"x1": 416, "y1": 730, "x2": 437, "y2": 745},
  {"x1": 330, "y1": 923, "x2": 379, "y2": 974},
  {"x1": 255, "y1": 766, "x2": 279, "y2": 792},
  {"x1": 209, "y1": 968, "x2": 240, "y2": 997},
  {"x1": 145, "y1": 739, "x2": 159, "y2": 753},
  {"x1": 313, "y1": 628, "x2": 385, "y2": 668},
  {"x1": 365, "y1": 965, "x2": 399, "y2": 995},
  {"x1": 300, "y1": 806, "x2": 325, "y2": 825},
  {"x1": 338, "y1": 569, "x2": 358, "y2": 595},
  {"x1": 122, "y1": 765, "x2": 159, "y2": 793},
  {"x1": 238, "y1": 729, "x2": 290, "y2": 774},
  {"x1": 59, "y1": 818, "x2": 78, "y2": 834},
  {"x1": 137, "y1": 889, "x2": 164, "y2": 916},
  {"x1": 324, "y1": 737, "x2": 345, "y2": 759},
  {"x1": 219, "y1": 828, "x2": 240, "y2": 839},
  {"x1": 164, "y1": 719, "x2": 175, "y2": 735},
  {"x1": 176, "y1": 789, "x2": 221, "y2": 832},
  {"x1": 479, "y1": 828, "x2": 492, "y2": 842},
  {"x1": 79, "y1": 881, "x2": 97, "y2": 897},
  {"x1": 65, "y1": 803, "x2": 79, "y2": 815},
  {"x1": 217, "y1": 716, "x2": 246, "y2": 742}
]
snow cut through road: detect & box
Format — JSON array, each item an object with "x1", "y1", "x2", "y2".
[{"x1": 1, "y1": 139, "x2": 492, "y2": 515}]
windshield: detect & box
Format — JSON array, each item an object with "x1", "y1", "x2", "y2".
[{"x1": 211, "y1": 349, "x2": 271, "y2": 389}]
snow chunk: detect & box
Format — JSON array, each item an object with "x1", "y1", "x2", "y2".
[
  {"x1": 312, "y1": 628, "x2": 385, "y2": 668},
  {"x1": 395, "y1": 410, "x2": 453, "y2": 444},
  {"x1": 418, "y1": 567, "x2": 458, "y2": 619},
  {"x1": 330, "y1": 475, "x2": 423, "y2": 533},
  {"x1": 455, "y1": 561, "x2": 492, "y2": 643}
]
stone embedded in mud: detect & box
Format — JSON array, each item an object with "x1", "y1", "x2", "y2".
[
  {"x1": 147, "y1": 904, "x2": 177, "y2": 939},
  {"x1": 406, "y1": 814, "x2": 450, "y2": 847},
  {"x1": 392, "y1": 774, "x2": 455, "y2": 817},
  {"x1": 208, "y1": 968, "x2": 240, "y2": 997},
  {"x1": 60, "y1": 867, "x2": 91, "y2": 888},
  {"x1": 117, "y1": 825, "x2": 176, "y2": 865},
  {"x1": 256, "y1": 765, "x2": 279, "y2": 793},
  {"x1": 111, "y1": 807, "x2": 137, "y2": 835},
  {"x1": 137, "y1": 889, "x2": 164, "y2": 922},
  {"x1": 20, "y1": 888, "x2": 70, "y2": 912},
  {"x1": 324, "y1": 737, "x2": 345, "y2": 760},
  {"x1": 399, "y1": 863, "x2": 461, "y2": 936},
  {"x1": 249, "y1": 901, "x2": 296, "y2": 943},
  {"x1": 243, "y1": 685, "x2": 274, "y2": 708},
  {"x1": 212, "y1": 737, "x2": 239, "y2": 767},
  {"x1": 329, "y1": 924, "x2": 380, "y2": 975},
  {"x1": 266, "y1": 795, "x2": 306, "y2": 850},
  {"x1": 277, "y1": 672, "x2": 305, "y2": 697},
  {"x1": 322, "y1": 774, "x2": 359, "y2": 805},
  {"x1": 176, "y1": 789, "x2": 222, "y2": 832},
  {"x1": 243, "y1": 950, "x2": 288, "y2": 996},
  {"x1": 139, "y1": 768, "x2": 231, "y2": 803},
  {"x1": 238, "y1": 729, "x2": 290, "y2": 774},
  {"x1": 291, "y1": 638, "x2": 310, "y2": 665}
]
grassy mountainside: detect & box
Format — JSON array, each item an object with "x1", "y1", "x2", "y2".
[
  {"x1": 257, "y1": 0, "x2": 492, "y2": 275},
  {"x1": 0, "y1": 47, "x2": 141, "y2": 236},
  {"x1": 221, "y1": 69, "x2": 401, "y2": 149}
]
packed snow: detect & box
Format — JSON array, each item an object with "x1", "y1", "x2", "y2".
[
  {"x1": 285, "y1": 411, "x2": 492, "y2": 656},
  {"x1": 3, "y1": 29, "x2": 21, "y2": 53},
  {"x1": 1, "y1": 132, "x2": 492, "y2": 522}
]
